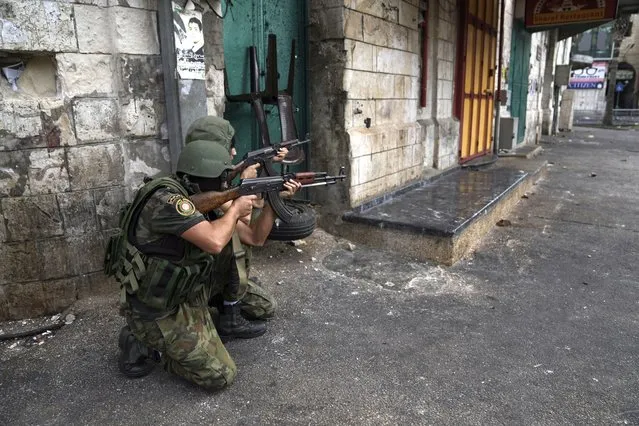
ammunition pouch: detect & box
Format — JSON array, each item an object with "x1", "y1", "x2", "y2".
[{"x1": 104, "y1": 177, "x2": 215, "y2": 312}]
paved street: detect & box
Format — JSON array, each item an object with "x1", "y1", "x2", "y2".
[{"x1": 1, "y1": 127, "x2": 638, "y2": 425}]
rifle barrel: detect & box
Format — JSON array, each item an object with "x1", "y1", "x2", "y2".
[
  {"x1": 279, "y1": 138, "x2": 310, "y2": 149},
  {"x1": 302, "y1": 181, "x2": 337, "y2": 187}
]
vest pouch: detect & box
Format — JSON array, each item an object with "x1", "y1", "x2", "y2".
[
  {"x1": 117, "y1": 203, "x2": 132, "y2": 229},
  {"x1": 104, "y1": 233, "x2": 125, "y2": 277},
  {"x1": 135, "y1": 256, "x2": 188, "y2": 311},
  {"x1": 173, "y1": 260, "x2": 214, "y2": 306}
]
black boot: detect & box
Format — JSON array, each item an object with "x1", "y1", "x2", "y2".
[
  {"x1": 118, "y1": 326, "x2": 158, "y2": 378},
  {"x1": 218, "y1": 303, "x2": 267, "y2": 339}
]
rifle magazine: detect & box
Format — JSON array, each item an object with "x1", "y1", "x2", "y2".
[{"x1": 266, "y1": 191, "x2": 295, "y2": 223}]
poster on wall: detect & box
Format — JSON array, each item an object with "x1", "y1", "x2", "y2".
[
  {"x1": 173, "y1": 2, "x2": 205, "y2": 80},
  {"x1": 568, "y1": 62, "x2": 608, "y2": 89},
  {"x1": 525, "y1": 0, "x2": 618, "y2": 28}
]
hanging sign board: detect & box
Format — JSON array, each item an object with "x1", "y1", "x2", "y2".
[
  {"x1": 616, "y1": 70, "x2": 635, "y2": 80},
  {"x1": 173, "y1": 2, "x2": 205, "y2": 80},
  {"x1": 568, "y1": 61, "x2": 608, "y2": 89},
  {"x1": 525, "y1": 0, "x2": 618, "y2": 28}
]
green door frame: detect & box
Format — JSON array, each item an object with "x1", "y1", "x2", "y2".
[
  {"x1": 509, "y1": 19, "x2": 531, "y2": 145},
  {"x1": 223, "y1": 1, "x2": 308, "y2": 162}
]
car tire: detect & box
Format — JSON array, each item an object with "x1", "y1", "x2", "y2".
[{"x1": 267, "y1": 200, "x2": 317, "y2": 241}]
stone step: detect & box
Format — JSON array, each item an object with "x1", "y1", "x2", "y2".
[{"x1": 337, "y1": 159, "x2": 548, "y2": 265}]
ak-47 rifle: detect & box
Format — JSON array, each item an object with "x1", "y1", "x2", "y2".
[
  {"x1": 227, "y1": 138, "x2": 310, "y2": 181},
  {"x1": 191, "y1": 167, "x2": 346, "y2": 214}
]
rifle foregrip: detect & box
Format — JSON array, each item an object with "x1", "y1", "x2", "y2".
[{"x1": 292, "y1": 172, "x2": 324, "y2": 185}]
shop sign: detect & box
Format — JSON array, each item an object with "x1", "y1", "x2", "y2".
[
  {"x1": 525, "y1": 0, "x2": 618, "y2": 28},
  {"x1": 616, "y1": 70, "x2": 635, "y2": 80},
  {"x1": 568, "y1": 61, "x2": 607, "y2": 89}
]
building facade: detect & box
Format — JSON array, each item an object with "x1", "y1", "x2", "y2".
[
  {"x1": 0, "y1": 0, "x2": 606, "y2": 319},
  {"x1": 0, "y1": 1, "x2": 170, "y2": 318}
]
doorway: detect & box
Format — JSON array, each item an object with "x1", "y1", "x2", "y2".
[
  {"x1": 456, "y1": 0, "x2": 499, "y2": 162},
  {"x1": 508, "y1": 19, "x2": 531, "y2": 145},
  {"x1": 223, "y1": 1, "x2": 308, "y2": 157}
]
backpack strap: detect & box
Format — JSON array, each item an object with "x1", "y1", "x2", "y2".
[
  {"x1": 231, "y1": 231, "x2": 248, "y2": 289},
  {"x1": 123, "y1": 177, "x2": 189, "y2": 246}
]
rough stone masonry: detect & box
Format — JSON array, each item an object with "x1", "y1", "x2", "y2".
[{"x1": 0, "y1": 0, "x2": 169, "y2": 320}]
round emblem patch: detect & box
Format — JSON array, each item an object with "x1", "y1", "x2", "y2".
[
  {"x1": 167, "y1": 194, "x2": 182, "y2": 204},
  {"x1": 175, "y1": 198, "x2": 196, "y2": 216}
]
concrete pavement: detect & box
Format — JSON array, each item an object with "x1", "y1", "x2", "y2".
[{"x1": 1, "y1": 126, "x2": 638, "y2": 425}]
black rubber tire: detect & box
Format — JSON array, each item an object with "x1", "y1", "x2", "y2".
[{"x1": 267, "y1": 200, "x2": 317, "y2": 241}]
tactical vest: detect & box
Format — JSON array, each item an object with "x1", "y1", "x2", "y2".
[{"x1": 104, "y1": 177, "x2": 215, "y2": 312}]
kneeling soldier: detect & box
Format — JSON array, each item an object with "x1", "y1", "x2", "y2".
[{"x1": 106, "y1": 131, "x2": 299, "y2": 390}]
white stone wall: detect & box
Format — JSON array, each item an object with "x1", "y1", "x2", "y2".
[
  {"x1": 434, "y1": 0, "x2": 456, "y2": 121},
  {"x1": 203, "y1": 0, "x2": 226, "y2": 117},
  {"x1": 557, "y1": 37, "x2": 572, "y2": 65},
  {"x1": 343, "y1": 0, "x2": 462, "y2": 207},
  {"x1": 342, "y1": 0, "x2": 424, "y2": 206},
  {"x1": 558, "y1": 87, "x2": 575, "y2": 131},
  {"x1": 618, "y1": 14, "x2": 639, "y2": 108},
  {"x1": 573, "y1": 87, "x2": 608, "y2": 111},
  {"x1": 498, "y1": 0, "x2": 515, "y2": 118},
  {"x1": 0, "y1": 0, "x2": 168, "y2": 320},
  {"x1": 555, "y1": 37, "x2": 574, "y2": 131},
  {"x1": 524, "y1": 31, "x2": 549, "y2": 145},
  {"x1": 431, "y1": 0, "x2": 459, "y2": 170},
  {"x1": 619, "y1": 14, "x2": 639, "y2": 74}
]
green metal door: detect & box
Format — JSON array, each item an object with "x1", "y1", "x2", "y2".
[
  {"x1": 509, "y1": 20, "x2": 531, "y2": 145},
  {"x1": 223, "y1": 1, "x2": 307, "y2": 161}
]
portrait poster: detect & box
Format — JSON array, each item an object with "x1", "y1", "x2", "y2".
[
  {"x1": 173, "y1": 2, "x2": 205, "y2": 80},
  {"x1": 525, "y1": 0, "x2": 618, "y2": 28}
]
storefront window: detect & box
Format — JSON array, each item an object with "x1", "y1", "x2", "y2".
[{"x1": 571, "y1": 22, "x2": 614, "y2": 59}]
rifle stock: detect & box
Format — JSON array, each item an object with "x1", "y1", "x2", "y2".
[{"x1": 190, "y1": 187, "x2": 241, "y2": 214}]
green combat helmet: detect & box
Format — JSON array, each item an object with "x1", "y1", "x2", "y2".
[
  {"x1": 176, "y1": 139, "x2": 234, "y2": 179},
  {"x1": 185, "y1": 116, "x2": 234, "y2": 151}
]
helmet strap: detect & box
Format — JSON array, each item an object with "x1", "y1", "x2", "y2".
[{"x1": 179, "y1": 174, "x2": 202, "y2": 194}]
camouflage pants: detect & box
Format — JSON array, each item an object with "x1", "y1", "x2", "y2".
[
  {"x1": 126, "y1": 279, "x2": 275, "y2": 391},
  {"x1": 238, "y1": 277, "x2": 277, "y2": 319},
  {"x1": 126, "y1": 303, "x2": 236, "y2": 391}
]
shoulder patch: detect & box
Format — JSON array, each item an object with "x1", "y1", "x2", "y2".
[
  {"x1": 175, "y1": 197, "x2": 196, "y2": 216},
  {"x1": 167, "y1": 194, "x2": 182, "y2": 205}
]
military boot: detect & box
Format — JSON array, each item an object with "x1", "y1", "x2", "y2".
[
  {"x1": 218, "y1": 303, "x2": 267, "y2": 339},
  {"x1": 118, "y1": 326, "x2": 159, "y2": 378}
]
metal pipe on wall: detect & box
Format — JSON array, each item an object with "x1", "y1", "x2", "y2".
[
  {"x1": 420, "y1": 3, "x2": 429, "y2": 108},
  {"x1": 493, "y1": 0, "x2": 506, "y2": 155},
  {"x1": 158, "y1": 0, "x2": 183, "y2": 172}
]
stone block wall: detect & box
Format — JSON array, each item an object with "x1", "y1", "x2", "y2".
[
  {"x1": 572, "y1": 87, "x2": 608, "y2": 112},
  {"x1": 498, "y1": 0, "x2": 515, "y2": 118},
  {"x1": 342, "y1": 0, "x2": 423, "y2": 206},
  {"x1": 309, "y1": 0, "x2": 464, "y2": 215},
  {"x1": 541, "y1": 34, "x2": 573, "y2": 135},
  {"x1": 502, "y1": 0, "x2": 557, "y2": 145},
  {"x1": 0, "y1": 0, "x2": 169, "y2": 320},
  {"x1": 307, "y1": 1, "x2": 351, "y2": 225},
  {"x1": 430, "y1": 0, "x2": 459, "y2": 170},
  {"x1": 201, "y1": 1, "x2": 225, "y2": 117},
  {"x1": 558, "y1": 87, "x2": 574, "y2": 131},
  {"x1": 433, "y1": 0, "x2": 456, "y2": 121},
  {"x1": 619, "y1": 14, "x2": 639, "y2": 108},
  {"x1": 555, "y1": 37, "x2": 574, "y2": 132},
  {"x1": 524, "y1": 31, "x2": 548, "y2": 145}
]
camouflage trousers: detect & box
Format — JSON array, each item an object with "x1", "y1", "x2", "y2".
[
  {"x1": 126, "y1": 278, "x2": 276, "y2": 391},
  {"x1": 237, "y1": 277, "x2": 277, "y2": 319}
]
